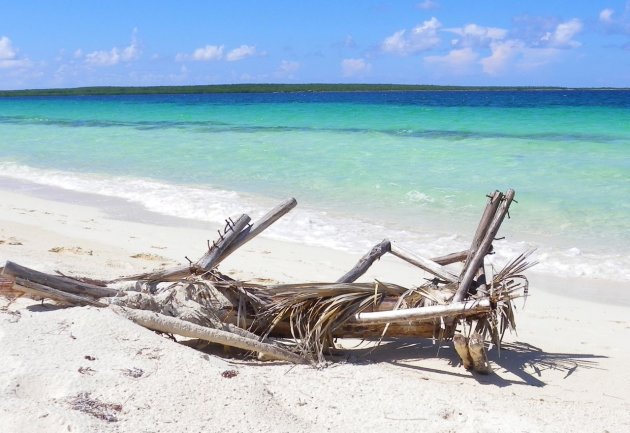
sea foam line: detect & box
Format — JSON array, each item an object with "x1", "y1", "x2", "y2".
[{"x1": 0, "y1": 162, "x2": 628, "y2": 282}]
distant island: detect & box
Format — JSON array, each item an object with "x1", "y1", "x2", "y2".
[{"x1": 1, "y1": 83, "x2": 627, "y2": 97}]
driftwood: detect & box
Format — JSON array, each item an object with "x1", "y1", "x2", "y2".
[
  {"x1": 337, "y1": 239, "x2": 391, "y2": 283},
  {"x1": 0, "y1": 191, "x2": 532, "y2": 369}
]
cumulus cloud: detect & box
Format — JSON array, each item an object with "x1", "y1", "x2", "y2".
[
  {"x1": 226, "y1": 45, "x2": 257, "y2": 61},
  {"x1": 446, "y1": 24, "x2": 507, "y2": 48},
  {"x1": 381, "y1": 17, "x2": 442, "y2": 55},
  {"x1": 425, "y1": 47, "x2": 479, "y2": 73},
  {"x1": 84, "y1": 30, "x2": 140, "y2": 66},
  {"x1": 193, "y1": 45, "x2": 224, "y2": 61},
  {"x1": 539, "y1": 18, "x2": 582, "y2": 48},
  {"x1": 341, "y1": 58, "x2": 371, "y2": 77},
  {"x1": 0, "y1": 36, "x2": 31, "y2": 69},
  {"x1": 416, "y1": 0, "x2": 438, "y2": 10},
  {"x1": 480, "y1": 39, "x2": 525, "y2": 75},
  {"x1": 598, "y1": 6, "x2": 630, "y2": 36},
  {"x1": 599, "y1": 8, "x2": 615, "y2": 23}
]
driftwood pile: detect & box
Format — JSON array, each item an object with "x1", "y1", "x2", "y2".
[{"x1": 0, "y1": 189, "x2": 534, "y2": 373}]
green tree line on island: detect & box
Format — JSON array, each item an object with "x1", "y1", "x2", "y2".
[{"x1": 0, "y1": 83, "x2": 611, "y2": 97}]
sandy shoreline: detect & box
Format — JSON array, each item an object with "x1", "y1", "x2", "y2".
[{"x1": 1, "y1": 185, "x2": 629, "y2": 432}]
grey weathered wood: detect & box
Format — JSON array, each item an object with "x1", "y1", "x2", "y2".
[
  {"x1": 336, "y1": 239, "x2": 391, "y2": 283},
  {"x1": 13, "y1": 277, "x2": 107, "y2": 307},
  {"x1": 350, "y1": 298, "x2": 492, "y2": 325},
  {"x1": 197, "y1": 214, "x2": 251, "y2": 270},
  {"x1": 120, "y1": 199, "x2": 297, "y2": 283},
  {"x1": 462, "y1": 191, "x2": 503, "y2": 264},
  {"x1": 110, "y1": 305, "x2": 308, "y2": 365},
  {"x1": 453, "y1": 189, "x2": 515, "y2": 302},
  {"x1": 431, "y1": 250, "x2": 469, "y2": 265},
  {"x1": 214, "y1": 198, "x2": 297, "y2": 267},
  {"x1": 2, "y1": 261, "x2": 119, "y2": 298},
  {"x1": 390, "y1": 244, "x2": 459, "y2": 283},
  {"x1": 460, "y1": 190, "x2": 503, "y2": 277}
]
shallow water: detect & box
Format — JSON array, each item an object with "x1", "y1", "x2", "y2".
[{"x1": 0, "y1": 91, "x2": 628, "y2": 280}]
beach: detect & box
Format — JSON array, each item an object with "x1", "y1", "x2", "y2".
[{"x1": 1, "y1": 183, "x2": 629, "y2": 433}]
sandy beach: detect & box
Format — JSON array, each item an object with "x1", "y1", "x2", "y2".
[{"x1": 1, "y1": 184, "x2": 629, "y2": 433}]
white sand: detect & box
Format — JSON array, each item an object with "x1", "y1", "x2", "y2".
[{"x1": 1, "y1": 187, "x2": 629, "y2": 433}]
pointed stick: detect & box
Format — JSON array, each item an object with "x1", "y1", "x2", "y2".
[
  {"x1": 453, "y1": 189, "x2": 515, "y2": 302},
  {"x1": 336, "y1": 239, "x2": 391, "y2": 283},
  {"x1": 213, "y1": 198, "x2": 297, "y2": 267},
  {"x1": 390, "y1": 244, "x2": 459, "y2": 283},
  {"x1": 196, "y1": 214, "x2": 252, "y2": 270}
]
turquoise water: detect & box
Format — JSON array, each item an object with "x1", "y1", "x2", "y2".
[{"x1": 0, "y1": 91, "x2": 629, "y2": 280}]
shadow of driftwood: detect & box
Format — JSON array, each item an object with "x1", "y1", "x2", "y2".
[{"x1": 333, "y1": 338, "x2": 605, "y2": 387}]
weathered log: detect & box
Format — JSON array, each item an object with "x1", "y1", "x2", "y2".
[
  {"x1": 453, "y1": 189, "x2": 515, "y2": 303},
  {"x1": 463, "y1": 190, "x2": 503, "y2": 267},
  {"x1": 390, "y1": 244, "x2": 459, "y2": 283},
  {"x1": 468, "y1": 332, "x2": 492, "y2": 374},
  {"x1": 118, "y1": 199, "x2": 296, "y2": 283},
  {"x1": 2, "y1": 261, "x2": 119, "y2": 298},
  {"x1": 431, "y1": 250, "x2": 469, "y2": 265},
  {"x1": 196, "y1": 214, "x2": 252, "y2": 270},
  {"x1": 350, "y1": 298, "x2": 492, "y2": 325},
  {"x1": 453, "y1": 333, "x2": 473, "y2": 370},
  {"x1": 336, "y1": 239, "x2": 391, "y2": 283},
  {"x1": 215, "y1": 198, "x2": 297, "y2": 266},
  {"x1": 13, "y1": 277, "x2": 107, "y2": 307},
  {"x1": 110, "y1": 305, "x2": 308, "y2": 365}
]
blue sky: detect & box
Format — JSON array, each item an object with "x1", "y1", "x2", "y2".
[{"x1": 1, "y1": 1, "x2": 630, "y2": 89}]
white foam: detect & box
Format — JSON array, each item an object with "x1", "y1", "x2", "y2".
[{"x1": 1, "y1": 162, "x2": 629, "y2": 283}]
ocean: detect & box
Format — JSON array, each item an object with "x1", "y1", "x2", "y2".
[{"x1": 0, "y1": 91, "x2": 628, "y2": 281}]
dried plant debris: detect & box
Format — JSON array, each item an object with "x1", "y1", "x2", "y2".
[
  {"x1": 221, "y1": 369, "x2": 239, "y2": 378},
  {"x1": 67, "y1": 392, "x2": 122, "y2": 422},
  {"x1": 78, "y1": 366, "x2": 96, "y2": 375},
  {"x1": 120, "y1": 367, "x2": 144, "y2": 378}
]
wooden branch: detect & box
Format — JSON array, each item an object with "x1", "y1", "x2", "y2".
[
  {"x1": 2, "y1": 261, "x2": 119, "y2": 298},
  {"x1": 453, "y1": 189, "x2": 515, "y2": 303},
  {"x1": 197, "y1": 214, "x2": 252, "y2": 270},
  {"x1": 110, "y1": 305, "x2": 308, "y2": 365},
  {"x1": 350, "y1": 298, "x2": 491, "y2": 325},
  {"x1": 214, "y1": 198, "x2": 297, "y2": 266},
  {"x1": 390, "y1": 245, "x2": 459, "y2": 283},
  {"x1": 13, "y1": 277, "x2": 107, "y2": 307},
  {"x1": 336, "y1": 239, "x2": 391, "y2": 283},
  {"x1": 431, "y1": 250, "x2": 469, "y2": 265},
  {"x1": 464, "y1": 190, "x2": 503, "y2": 267},
  {"x1": 117, "y1": 214, "x2": 251, "y2": 282}
]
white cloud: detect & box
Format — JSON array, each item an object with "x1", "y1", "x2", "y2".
[
  {"x1": 176, "y1": 45, "x2": 225, "y2": 61},
  {"x1": 480, "y1": 39, "x2": 525, "y2": 75},
  {"x1": 0, "y1": 36, "x2": 30, "y2": 69},
  {"x1": 84, "y1": 30, "x2": 140, "y2": 66},
  {"x1": 416, "y1": 0, "x2": 438, "y2": 10},
  {"x1": 599, "y1": 8, "x2": 615, "y2": 23},
  {"x1": 192, "y1": 45, "x2": 224, "y2": 61},
  {"x1": 539, "y1": 19, "x2": 582, "y2": 48},
  {"x1": 447, "y1": 24, "x2": 507, "y2": 48},
  {"x1": 279, "y1": 60, "x2": 300, "y2": 74},
  {"x1": 381, "y1": 17, "x2": 442, "y2": 55},
  {"x1": 425, "y1": 47, "x2": 479, "y2": 73},
  {"x1": 341, "y1": 58, "x2": 371, "y2": 77},
  {"x1": 226, "y1": 45, "x2": 257, "y2": 61}
]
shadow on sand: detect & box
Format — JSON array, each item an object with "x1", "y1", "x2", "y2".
[{"x1": 336, "y1": 338, "x2": 605, "y2": 388}]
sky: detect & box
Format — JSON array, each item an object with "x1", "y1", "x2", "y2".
[{"x1": 1, "y1": 0, "x2": 630, "y2": 89}]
